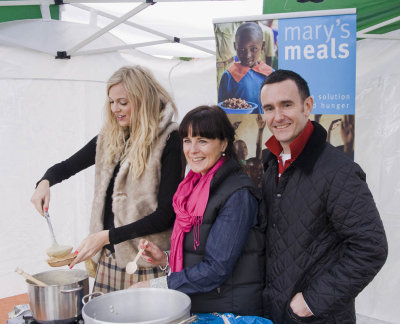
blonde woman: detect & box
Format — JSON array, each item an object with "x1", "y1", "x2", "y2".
[{"x1": 31, "y1": 66, "x2": 183, "y2": 292}]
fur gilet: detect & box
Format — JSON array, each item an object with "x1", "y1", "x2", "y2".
[{"x1": 90, "y1": 104, "x2": 178, "y2": 268}]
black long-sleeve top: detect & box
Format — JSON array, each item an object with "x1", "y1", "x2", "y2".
[{"x1": 39, "y1": 131, "x2": 183, "y2": 251}]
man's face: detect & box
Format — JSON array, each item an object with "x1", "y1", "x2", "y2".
[
  {"x1": 234, "y1": 31, "x2": 264, "y2": 68},
  {"x1": 260, "y1": 79, "x2": 313, "y2": 153}
]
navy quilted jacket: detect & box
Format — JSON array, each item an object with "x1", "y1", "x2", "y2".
[
  {"x1": 262, "y1": 121, "x2": 388, "y2": 323},
  {"x1": 183, "y1": 158, "x2": 265, "y2": 315}
]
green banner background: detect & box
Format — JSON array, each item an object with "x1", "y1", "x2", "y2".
[
  {"x1": 263, "y1": 0, "x2": 400, "y2": 34},
  {"x1": 0, "y1": 1, "x2": 59, "y2": 22}
]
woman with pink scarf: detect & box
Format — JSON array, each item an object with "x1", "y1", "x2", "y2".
[{"x1": 131, "y1": 105, "x2": 266, "y2": 316}]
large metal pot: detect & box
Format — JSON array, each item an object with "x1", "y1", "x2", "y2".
[
  {"x1": 27, "y1": 269, "x2": 89, "y2": 323},
  {"x1": 82, "y1": 288, "x2": 191, "y2": 324}
]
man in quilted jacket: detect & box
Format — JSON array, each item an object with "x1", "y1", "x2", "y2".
[{"x1": 259, "y1": 69, "x2": 388, "y2": 323}]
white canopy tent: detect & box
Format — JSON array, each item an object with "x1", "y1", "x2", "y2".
[
  {"x1": 0, "y1": 2, "x2": 399, "y2": 324},
  {"x1": 0, "y1": 0, "x2": 263, "y2": 58}
]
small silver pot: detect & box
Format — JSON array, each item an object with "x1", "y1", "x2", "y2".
[
  {"x1": 27, "y1": 269, "x2": 89, "y2": 323},
  {"x1": 82, "y1": 288, "x2": 191, "y2": 324}
]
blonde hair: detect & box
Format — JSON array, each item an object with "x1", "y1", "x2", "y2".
[{"x1": 101, "y1": 66, "x2": 177, "y2": 179}]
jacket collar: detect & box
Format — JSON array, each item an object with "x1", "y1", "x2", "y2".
[
  {"x1": 210, "y1": 157, "x2": 262, "y2": 202},
  {"x1": 264, "y1": 121, "x2": 327, "y2": 175},
  {"x1": 210, "y1": 157, "x2": 241, "y2": 190},
  {"x1": 266, "y1": 120, "x2": 314, "y2": 162}
]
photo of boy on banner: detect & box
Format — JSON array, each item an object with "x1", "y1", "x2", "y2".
[{"x1": 215, "y1": 20, "x2": 277, "y2": 114}]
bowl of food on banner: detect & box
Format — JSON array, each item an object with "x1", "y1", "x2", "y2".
[{"x1": 218, "y1": 98, "x2": 258, "y2": 114}]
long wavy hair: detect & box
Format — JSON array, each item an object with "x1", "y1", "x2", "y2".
[{"x1": 101, "y1": 66, "x2": 177, "y2": 179}]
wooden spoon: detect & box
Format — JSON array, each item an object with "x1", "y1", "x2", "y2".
[
  {"x1": 15, "y1": 267, "x2": 47, "y2": 286},
  {"x1": 47, "y1": 252, "x2": 77, "y2": 267},
  {"x1": 126, "y1": 240, "x2": 148, "y2": 274}
]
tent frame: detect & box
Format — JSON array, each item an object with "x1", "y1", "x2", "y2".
[
  {"x1": 68, "y1": 2, "x2": 216, "y2": 57},
  {"x1": 0, "y1": 0, "x2": 235, "y2": 58},
  {"x1": 3, "y1": 0, "x2": 398, "y2": 59}
]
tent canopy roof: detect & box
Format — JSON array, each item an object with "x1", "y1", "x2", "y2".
[
  {"x1": 1, "y1": 0, "x2": 398, "y2": 59},
  {"x1": 0, "y1": 0, "x2": 262, "y2": 58}
]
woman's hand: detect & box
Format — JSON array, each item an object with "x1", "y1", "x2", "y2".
[
  {"x1": 69, "y1": 230, "x2": 110, "y2": 268},
  {"x1": 129, "y1": 280, "x2": 150, "y2": 289},
  {"x1": 139, "y1": 239, "x2": 167, "y2": 267},
  {"x1": 30, "y1": 180, "x2": 50, "y2": 216}
]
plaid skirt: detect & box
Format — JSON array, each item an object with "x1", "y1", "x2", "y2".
[{"x1": 93, "y1": 249, "x2": 166, "y2": 293}]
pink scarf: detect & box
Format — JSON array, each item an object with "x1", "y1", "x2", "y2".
[{"x1": 169, "y1": 157, "x2": 225, "y2": 272}]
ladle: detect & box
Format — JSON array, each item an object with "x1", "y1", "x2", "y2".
[
  {"x1": 44, "y1": 210, "x2": 72, "y2": 258},
  {"x1": 126, "y1": 240, "x2": 148, "y2": 274},
  {"x1": 15, "y1": 267, "x2": 47, "y2": 286}
]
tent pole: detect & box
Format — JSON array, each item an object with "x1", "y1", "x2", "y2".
[
  {"x1": 0, "y1": 0, "x2": 239, "y2": 4},
  {"x1": 72, "y1": 3, "x2": 215, "y2": 42},
  {"x1": 67, "y1": 2, "x2": 151, "y2": 55},
  {"x1": 179, "y1": 40, "x2": 215, "y2": 55},
  {"x1": 64, "y1": 0, "x2": 237, "y2": 2},
  {"x1": 73, "y1": 40, "x2": 171, "y2": 56},
  {"x1": 74, "y1": 39, "x2": 216, "y2": 56},
  {"x1": 72, "y1": 3, "x2": 177, "y2": 42},
  {"x1": 71, "y1": 2, "x2": 215, "y2": 56}
]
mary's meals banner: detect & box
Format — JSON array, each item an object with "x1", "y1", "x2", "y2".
[
  {"x1": 279, "y1": 12, "x2": 356, "y2": 115},
  {"x1": 213, "y1": 9, "x2": 357, "y2": 187}
]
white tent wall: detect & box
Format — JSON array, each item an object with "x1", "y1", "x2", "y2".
[
  {"x1": 354, "y1": 30, "x2": 400, "y2": 324},
  {"x1": 0, "y1": 20, "x2": 399, "y2": 324}
]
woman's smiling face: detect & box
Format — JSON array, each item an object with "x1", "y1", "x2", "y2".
[
  {"x1": 183, "y1": 128, "x2": 227, "y2": 175},
  {"x1": 109, "y1": 83, "x2": 132, "y2": 127}
]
